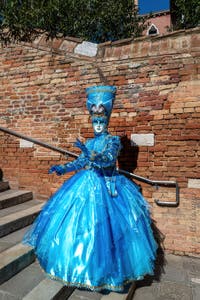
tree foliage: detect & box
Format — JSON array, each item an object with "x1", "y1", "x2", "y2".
[
  {"x1": 0, "y1": 0, "x2": 148, "y2": 44},
  {"x1": 171, "y1": 0, "x2": 200, "y2": 30}
]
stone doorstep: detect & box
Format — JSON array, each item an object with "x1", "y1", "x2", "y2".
[
  {"x1": 0, "y1": 190, "x2": 33, "y2": 209},
  {"x1": 0, "y1": 202, "x2": 44, "y2": 238},
  {"x1": 0, "y1": 243, "x2": 35, "y2": 285}
]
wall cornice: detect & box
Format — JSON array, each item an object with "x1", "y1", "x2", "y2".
[{"x1": 7, "y1": 26, "x2": 199, "y2": 61}]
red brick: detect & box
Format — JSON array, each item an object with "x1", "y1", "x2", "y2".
[{"x1": 0, "y1": 29, "x2": 200, "y2": 256}]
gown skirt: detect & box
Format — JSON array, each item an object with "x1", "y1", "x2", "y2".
[{"x1": 23, "y1": 168, "x2": 157, "y2": 291}]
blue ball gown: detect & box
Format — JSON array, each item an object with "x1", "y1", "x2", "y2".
[{"x1": 23, "y1": 132, "x2": 157, "y2": 292}]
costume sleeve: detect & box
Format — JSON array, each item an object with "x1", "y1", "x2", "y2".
[
  {"x1": 63, "y1": 153, "x2": 88, "y2": 172},
  {"x1": 90, "y1": 136, "x2": 121, "y2": 168}
]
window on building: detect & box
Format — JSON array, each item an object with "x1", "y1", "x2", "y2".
[{"x1": 147, "y1": 24, "x2": 159, "y2": 35}]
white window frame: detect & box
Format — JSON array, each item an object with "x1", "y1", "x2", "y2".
[{"x1": 147, "y1": 23, "x2": 159, "y2": 35}]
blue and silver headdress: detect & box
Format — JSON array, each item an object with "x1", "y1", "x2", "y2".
[{"x1": 86, "y1": 85, "x2": 116, "y2": 120}]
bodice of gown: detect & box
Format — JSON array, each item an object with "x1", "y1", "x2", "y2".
[
  {"x1": 85, "y1": 132, "x2": 121, "y2": 169},
  {"x1": 64, "y1": 132, "x2": 121, "y2": 172},
  {"x1": 86, "y1": 133, "x2": 116, "y2": 153},
  {"x1": 64, "y1": 133, "x2": 121, "y2": 196}
]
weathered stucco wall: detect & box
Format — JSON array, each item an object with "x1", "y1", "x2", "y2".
[{"x1": 0, "y1": 28, "x2": 200, "y2": 256}]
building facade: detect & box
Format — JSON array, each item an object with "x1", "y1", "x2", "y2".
[
  {"x1": 144, "y1": 10, "x2": 171, "y2": 36},
  {"x1": 136, "y1": 0, "x2": 171, "y2": 36}
]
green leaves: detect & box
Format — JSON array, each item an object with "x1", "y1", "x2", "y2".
[
  {"x1": 171, "y1": 0, "x2": 200, "y2": 30},
  {"x1": 0, "y1": 0, "x2": 148, "y2": 44}
]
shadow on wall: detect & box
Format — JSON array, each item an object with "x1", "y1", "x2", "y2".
[
  {"x1": 0, "y1": 168, "x2": 3, "y2": 181},
  {"x1": 118, "y1": 134, "x2": 139, "y2": 173},
  {"x1": 118, "y1": 134, "x2": 142, "y2": 193}
]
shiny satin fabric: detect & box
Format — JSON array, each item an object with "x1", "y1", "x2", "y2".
[{"x1": 23, "y1": 133, "x2": 157, "y2": 291}]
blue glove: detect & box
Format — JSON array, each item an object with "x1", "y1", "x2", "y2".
[
  {"x1": 48, "y1": 165, "x2": 66, "y2": 176},
  {"x1": 74, "y1": 138, "x2": 90, "y2": 158}
]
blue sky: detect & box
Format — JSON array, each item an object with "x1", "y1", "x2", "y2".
[{"x1": 139, "y1": 0, "x2": 170, "y2": 14}]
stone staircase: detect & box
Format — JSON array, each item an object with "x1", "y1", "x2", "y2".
[
  {"x1": 0, "y1": 181, "x2": 135, "y2": 300},
  {"x1": 0, "y1": 180, "x2": 76, "y2": 300}
]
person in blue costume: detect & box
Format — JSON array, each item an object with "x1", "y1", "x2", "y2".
[{"x1": 23, "y1": 85, "x2": 157, "y2": 292}]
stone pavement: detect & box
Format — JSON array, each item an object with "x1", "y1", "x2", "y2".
[{"x1": 68, "y1": 254, "x2": 200, "y2": 300}]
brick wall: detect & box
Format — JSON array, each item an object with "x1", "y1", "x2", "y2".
[{"x1": 0, "y1": 28, "x2": 199, "y2": 256}]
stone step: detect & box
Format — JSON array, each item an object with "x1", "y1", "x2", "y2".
[
  {"x1": 0, "y1": 201, "x2": 44, "y2": 238},
  {"x1": 0, "y1": 261, "x2": 44, "y2": 299},
  {"x1": 0, "y1": 260, "x2": 75, "y2": 300},
  {"x1": 0, "y1": 181, "x2": 9, "y2": 193},
  {"x1": 67, "y1": 282, "x2": 136, "y2": 300},
  {"x1": 0, "y1": 199, "x2": 42, "y2": 218},
  {"x1": 0, "y1": 243, "x2": 35, "y2": 285},
  {"x1": 0, "y1": 225, "x2": 31, "y2": 253},
  {"x1": 68, "y1": 289, "x2": 102, "y2": 300},
  {"x1": 23, "y1": 278, "x2": 75, "y2": 300},
  {"x1": 0, "y1": 189, "x2": 33, "y2": 209}
]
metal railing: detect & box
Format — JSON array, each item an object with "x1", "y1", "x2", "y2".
[{"x1": 0, "y1": 126, "x2": 179, "y2": 207}]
